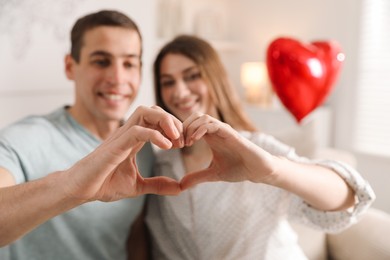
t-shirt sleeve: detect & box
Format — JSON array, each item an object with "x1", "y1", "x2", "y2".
[{"x1": 0, "y1": 138, "x2": 27, "y2": 184}]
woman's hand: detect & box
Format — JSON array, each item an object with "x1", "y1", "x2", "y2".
[{"x1": 180, "y1": 112, "x2": 278, "y2": 190}]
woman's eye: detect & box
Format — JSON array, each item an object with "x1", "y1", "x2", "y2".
[
  {"x1": 161, "y1": 80, "x2": 175, "y2": 87},
  {"x1": 184, "y1": 72, "x2": 201, "y2": 82}
]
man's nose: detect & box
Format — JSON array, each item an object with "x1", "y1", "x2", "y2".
[{"x1": 106, "y1": 63, "x2": 126, "y2": 85}]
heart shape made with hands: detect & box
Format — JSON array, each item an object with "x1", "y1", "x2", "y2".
[{"x1": 266, "y1": 37, "x2": 344, "y2": 123}]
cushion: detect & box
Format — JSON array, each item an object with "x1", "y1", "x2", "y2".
[
  {"x1": 327, "y1": 208, "x2": 390, "y2": 260},
  {"x1": 290, "y1": 222, "x2": 328, "y2": 260}
]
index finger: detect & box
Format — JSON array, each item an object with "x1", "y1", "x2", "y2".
[
  {"x1": 149, "y1": 106, "x2": 184, "y2": 148},
  {"x1": 127, "y1": 106, "x2": 184, "y2": 147}
]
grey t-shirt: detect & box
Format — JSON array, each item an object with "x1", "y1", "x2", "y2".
[{"x1": 0, "y1": 107, "x2": 154, "y2": 260}]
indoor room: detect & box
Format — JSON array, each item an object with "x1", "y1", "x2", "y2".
[{"x1": 0, "y1": 0, "x2": 389, "y2": 259}]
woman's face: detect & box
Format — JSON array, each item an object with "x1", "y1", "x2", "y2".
[{"x1": 158, "y1": 53, "x2": 217, "y2": 121}]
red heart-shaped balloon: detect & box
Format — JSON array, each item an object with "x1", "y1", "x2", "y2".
[{"x1": 266, "y1": 37, "x2": 344, "y2": 123}]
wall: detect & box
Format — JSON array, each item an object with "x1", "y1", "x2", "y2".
[{"x1": 0, "y1": 0, "x2": 157, "y2": 128}]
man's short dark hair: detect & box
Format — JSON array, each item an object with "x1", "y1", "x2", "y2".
[{"x1": 70, "y1": 10, "x2": 142, "y2": 62}]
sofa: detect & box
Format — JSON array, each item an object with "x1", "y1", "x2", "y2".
[
  {"x1": 280, "y1": 133, "x2": 390, "y2": 259},
  {"x1": 292, "y1": 208, "x2": 390, "y2": 260},
  {"x1": 243, "y1": 105, "x2": 390, "y2": 259},
  {"x1": 281, "y1": 132, "x2": 390, "y2": 260}
]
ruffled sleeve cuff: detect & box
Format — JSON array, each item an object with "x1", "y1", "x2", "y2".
[{"x1": 288, "y1": 159, "x2": 376, "y2": 233}]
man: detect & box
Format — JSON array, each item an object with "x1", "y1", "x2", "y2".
[{"x1": 0, "y1": 10, "x2": 183, "y2": 259}]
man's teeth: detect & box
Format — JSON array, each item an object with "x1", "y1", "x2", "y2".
[{"x1": 105, "y1": 94, "x2": 123, "y2": 100}]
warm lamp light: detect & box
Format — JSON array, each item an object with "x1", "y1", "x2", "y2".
[
  {"x1": 240, "y1": 62, "x2": 273, "y2": 106},
  {"x1": 241, "y1": 62, "x2": 266, "y2": 88}
]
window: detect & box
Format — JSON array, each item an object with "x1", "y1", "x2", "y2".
[{"x1": 353, "y1": 0, "x2": 390, "y2": 157}]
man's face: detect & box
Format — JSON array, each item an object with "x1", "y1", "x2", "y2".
[{"x1": 66, "y1": 26, "x2": 142, "y2": 123}]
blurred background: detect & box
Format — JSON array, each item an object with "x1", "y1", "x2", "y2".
[{"x1": 0, "y1": 0, "x2": 389, "y2": 212}]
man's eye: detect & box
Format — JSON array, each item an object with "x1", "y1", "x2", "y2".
[
  {"x1": 93, "y1": 59, "x2": 110, "y2": 67},
  {"x1": 124, "y1": 61, "x2": 139, "y2": 69},
  {"x1": 160, "y1": 80, "x2": 175, "y2": 87}
]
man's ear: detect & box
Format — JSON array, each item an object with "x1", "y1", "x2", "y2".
[{"x1": 64, "y1": 54, "x2": 75, "y2": 80}]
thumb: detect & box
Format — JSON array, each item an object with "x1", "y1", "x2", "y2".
[
  {"x1": 140, "y1": 176, "x2": 182, "y2": 195},
  {"x1": 180, "y1": 168, "x2": 220, "y2": 190}
]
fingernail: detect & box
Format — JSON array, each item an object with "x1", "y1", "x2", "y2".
[
  {"x1": 164, "y1": 138, "x2": 172, "y2": 147},
  {"x1": 173, "y1": 127, "x2": 180, "y2": 139}
]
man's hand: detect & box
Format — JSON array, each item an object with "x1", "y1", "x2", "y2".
[{"x1": 62, "y1": 106, "x2": 185, "y2": 202}]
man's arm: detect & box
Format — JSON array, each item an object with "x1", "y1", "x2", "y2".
[
  {"x1": 0, "y1": 168, "x2": 84, "y2": 247},
  {"x1": 0, "y1": 106, "x2": 184, "y2": 247}
]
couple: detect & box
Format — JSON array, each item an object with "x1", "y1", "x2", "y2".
[{"x1": 0, "y1": 10, "x2": 375, "y2": 260}]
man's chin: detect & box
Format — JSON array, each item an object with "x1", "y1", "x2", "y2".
[
  {"x1": 102, "y1": 111, "x2": 128, "y2": 123},
  {"x1": 104, "y1": 105, "x2": 130, "y2": 116}
]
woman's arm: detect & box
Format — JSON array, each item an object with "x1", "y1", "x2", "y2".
[
  {"x1": 180, "y1": 113, "x2": 372, "y2": 212},
  {"x1": 265, "y1": 156, "x2": 355, "y2": 211}
]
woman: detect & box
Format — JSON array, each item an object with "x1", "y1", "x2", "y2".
[{"x1": 145, "y1": 35, "x2": 375, "y2": 260}]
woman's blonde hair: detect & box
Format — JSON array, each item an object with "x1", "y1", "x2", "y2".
[{"x1": 154, "y1": 35, "x2": 257, "y2": 131}]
